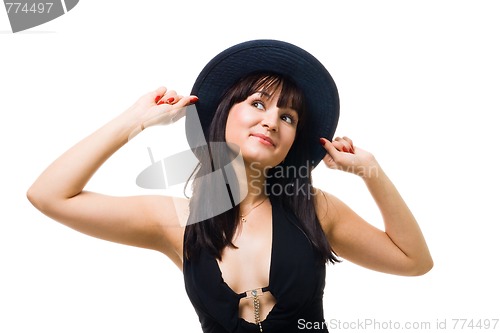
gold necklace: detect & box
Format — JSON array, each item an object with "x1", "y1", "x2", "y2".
[{"x1": 239, "y1": 197, "x2": 268, "y2": 223}]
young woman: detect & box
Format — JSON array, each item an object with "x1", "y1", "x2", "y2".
[{"x1": 27, "y1": 39, "x2": 432, "y2": 332}]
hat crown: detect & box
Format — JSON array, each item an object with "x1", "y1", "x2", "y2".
[{"x1": 187, "y1": 39, "x2": 339, "y2": 169}]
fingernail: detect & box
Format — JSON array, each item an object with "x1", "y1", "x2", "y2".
[
  {"x1": 167, "y1": 97, "x2": 175, "y2": 104},
  {"x1": 319, "y1": 138, "x2": 326, "y2": 146},
  {"x1": 190, "y1": 96, "x2": 199, "y2": 104},
  {"x1": 154, "y1": 96, "x2": 161, "y2": 103}
]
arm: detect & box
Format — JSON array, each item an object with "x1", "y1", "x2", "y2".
[
  {"x1": 316, "y1": 137, "x2": 433, "y2": 276},
  {"x1": 27, "y1": 87, "x2": 197, "y2": 267}
]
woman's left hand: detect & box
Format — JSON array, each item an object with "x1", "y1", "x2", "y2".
[{"x1": 320, "y1": 136, "x2": 379, "y2": 179}]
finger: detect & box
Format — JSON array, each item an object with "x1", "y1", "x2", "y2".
[
  {"x1": 155, "y1": 86, "x2": 167, "y2": 95},
  {"x1": 157, "y1": 90, "x2": 178, "y2": 105},
  {"x1": 173, "y1": 95, "x2": 198, "y2": 108},
  {"x1": 168, "y1": 94, "x2": 184, "y2": 105},
  {"x1": 342, "y1": 136, "x2": 355, "y2": 153},
  {"x1": 155, "y1": 95, "x2": 196, "y2": 113},
  {"x1": 333, "y1": 137, "x2": 350, "y2": 152},
  {"x1": 330, "y1": 140, "x2": 345, "y2": 152},
  {"x1": 320, "y1": 138, "x2": 344, "y2": 161},
  {"x1": 153, "y1": 86, "x2": 168, "y2": 103},
  {"x1": 320, "y1": 141, "x2": 341, "y2": 169},
  {"x1": 342, "y1": 136, "x2": 353, "y2": 146},
  {"x1": 334, "y1": 136, "x2": 354, "y2": 153}
]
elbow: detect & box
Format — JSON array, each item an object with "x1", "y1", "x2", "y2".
[
  {"x1": 407, "y1": 256, "x2": 434, "y2": 276},
  {"x1": 27, "y1": 185, "x2": 42, "y2": 210},
  {"x1": 26, "y1": 184, "x2": 51, "y2": 213}
]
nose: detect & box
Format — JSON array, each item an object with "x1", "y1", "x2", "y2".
[{"x1": 261, "y1": 108, "x2": 279, "y2": 132}]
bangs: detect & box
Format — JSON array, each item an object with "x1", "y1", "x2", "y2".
[
  {"x1": 209, "y1": 72, "x2": 308, "y2": 145},
  {"x1": 228, "y1": 73, "x2": 306, "y2": 120}
]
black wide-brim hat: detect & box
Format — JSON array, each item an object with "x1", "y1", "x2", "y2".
[{"x1": 186, "y1": 39, "x2": 340, "y2": 169}]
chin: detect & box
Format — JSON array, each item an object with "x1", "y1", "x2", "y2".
[
  {"x1": 238, "y1": 144, "x2": 284, "y2": 169},
  {"x1": 243, "y1": 156, "x2": 281, "y2": 171}
]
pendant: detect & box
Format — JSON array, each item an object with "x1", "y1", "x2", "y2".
[{"x1": 251, "y1": 289, "x2": 263, "y2": 332}]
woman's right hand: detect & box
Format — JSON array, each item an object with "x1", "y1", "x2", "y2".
[{"x1": 124, "y1": 86, "x2": 198, "y2": 140}]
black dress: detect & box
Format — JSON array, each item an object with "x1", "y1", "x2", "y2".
[{"x1": 184, "y1": 196, "x2": 329, "y2": 332}]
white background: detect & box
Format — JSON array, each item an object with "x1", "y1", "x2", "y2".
[{"x1": 1, "y1": 1, "x2": 499, "y2": 332}]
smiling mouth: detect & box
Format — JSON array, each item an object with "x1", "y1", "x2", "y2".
[{"x1": 250, "y1": 134, "x2": 275, "y2": 147}]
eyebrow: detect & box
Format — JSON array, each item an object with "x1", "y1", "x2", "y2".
[
  {"x1": 253, "y1": 91, "x2": 273, "y2": 99},
  {"x1": 251, "y1": 90, "x2": 299, "y2": 117}
]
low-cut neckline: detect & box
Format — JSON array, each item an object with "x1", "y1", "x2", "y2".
[{"x1": 213, "y1": 200, "x2": 276, "y2": 325}]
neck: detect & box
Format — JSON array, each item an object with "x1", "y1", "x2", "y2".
[{"x1": 241, "y1": 162, "x2": 268, "y2": 206}]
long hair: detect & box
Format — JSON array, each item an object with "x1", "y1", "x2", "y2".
[{"x1": 184, "y1": 72, "x2": 339, "y2": 264}]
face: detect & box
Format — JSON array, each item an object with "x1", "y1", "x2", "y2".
[{"x1": 225, "y1": 89, "x2": 299, "y2": 169}]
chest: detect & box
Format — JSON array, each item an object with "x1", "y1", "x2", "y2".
[{"x1": 217, "y1": 206, "x2": 273, "y2": 294}]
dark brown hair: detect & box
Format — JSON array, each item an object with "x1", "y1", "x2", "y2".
[{"x1": 184, "y1": 72, "x2": 339, "y2": 264}]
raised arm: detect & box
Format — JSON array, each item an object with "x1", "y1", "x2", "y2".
[
  {"x1": 27, "y1": 87, "x2": 197, "y2": 268},
  {"x1": 316, "y1": 137, "x2": 433, "y2": 276}
]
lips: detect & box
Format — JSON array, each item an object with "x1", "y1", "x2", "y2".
[{"x1": 251, "y1": 133, "x2": 275, "y2": 147}]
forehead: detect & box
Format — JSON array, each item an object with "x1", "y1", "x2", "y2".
[
  {"x1": 231, "y1": 73, "x2": 305, "y2": 116},
  {"x1": 252, "y1": 90, "x2": 276, "y2": 99}
]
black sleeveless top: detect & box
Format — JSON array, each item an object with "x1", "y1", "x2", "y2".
[{"x1": 183, "y1": 196, "x2": 328, "y2": 332}]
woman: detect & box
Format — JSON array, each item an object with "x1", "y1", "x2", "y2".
[{"x1": 27, "y1": 40, "x2": 432, "y2": 332}]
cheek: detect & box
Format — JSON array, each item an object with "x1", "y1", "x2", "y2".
[
  {"x1": 275, "y1": 129, "x2": 297, "y2": 161},
  {"x1": 282, "y1": 128, "x2": 297, "y2": 149},
  {"x1": 225, "y1": 111, "x2": 236, "y2": 140},
  {"x1": 225, "y1": 107, "x2": 254, "y2": 141},
  {"x1": 225, "y1": 108, "x2": 244, "y2": 142}
]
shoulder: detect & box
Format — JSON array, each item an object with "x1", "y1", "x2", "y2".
[
  {"x1": 312, "y1": 187, "x2": 340, "y2": 233},
  {"x1": 312, "y1": 187, "x2": 358, "y2": 249}
]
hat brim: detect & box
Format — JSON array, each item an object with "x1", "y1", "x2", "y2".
[{"x1": 187, "y1": 39, "x2": 339, "y2": 168}]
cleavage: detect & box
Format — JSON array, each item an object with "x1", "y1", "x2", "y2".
[{"x1": 216, "y1": 210, "x2": 276, "y2": 322}]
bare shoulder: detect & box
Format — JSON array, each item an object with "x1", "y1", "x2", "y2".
[
  {"x1": 312, "y1": 187, "x2": 342, "y2": 236},
  {"x1": 312, "y1": 187, "x2": 366, "y2": 253}
]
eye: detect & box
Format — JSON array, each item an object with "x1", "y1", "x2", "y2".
[
  {"x1": 281, "y1": 113, "x2": 296, "y2": 125},
  {"x1": 252, "y1": 101, "x2": 265, "y2": 110}
]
